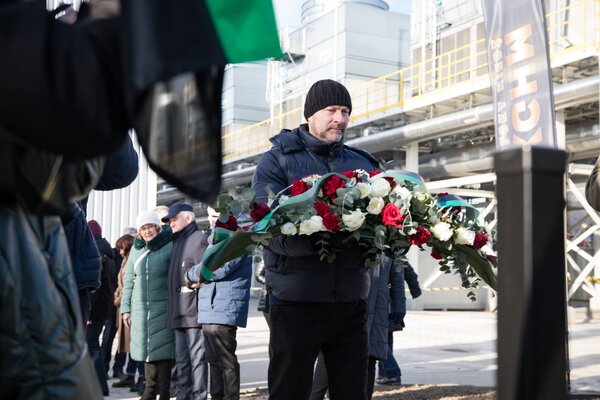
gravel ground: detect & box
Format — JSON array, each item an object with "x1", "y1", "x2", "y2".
[{"x1": 240, "y1": 384, "x2": 497, "y2": 399}]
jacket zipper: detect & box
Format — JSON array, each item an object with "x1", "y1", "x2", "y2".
[{"x1": 145, "y1": 256, "x2": 150, "y2": 362}]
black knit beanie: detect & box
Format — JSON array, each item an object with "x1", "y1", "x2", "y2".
[{"x1": 303, "y1": 79, "x2": 352, "y2": 119}]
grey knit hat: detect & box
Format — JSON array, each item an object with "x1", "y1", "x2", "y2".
[{"x1": 303, "y1": 79, "x2": 352, "y2": 119}]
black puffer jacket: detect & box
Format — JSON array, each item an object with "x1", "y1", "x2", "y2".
[{"x1": 251, "y1": 125, "x2": 380, "y2": 303}]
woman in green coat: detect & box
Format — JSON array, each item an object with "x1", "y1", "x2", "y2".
[{"x1": 121, "y1": 211, "x2": 174, "y2": 400}]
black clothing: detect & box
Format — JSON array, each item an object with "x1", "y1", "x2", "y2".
[
  {"x1": 90, "y1": 237, "x2": 116, "y2": 322},
  {"x1": 202, "y1": 324, "x2": 240, "y2": 400},
  {"x1": 251, "y1": 125, "x2": 379, "y2": 304},
  {"x1": 167, "y1": 222, "x2": 207, "y2": 328},
  {"x1": 142, "y1": 360, "x2": 172, "y2": 400},
  {"x1": 268, "y1": 301, "x2": 368, "y2": 400}
]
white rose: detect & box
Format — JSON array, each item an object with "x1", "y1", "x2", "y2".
[
  {"x1": 299, "y1": 215, "x2": 325, "y2": 235},
  {"x1": 393, "y1": 185, "x2": 412, "y2": 205},
  {"x1": 356, "y1": 182, "x2": 372, "y2": 199},
  {"x1": 366, "y1": 197, "x2": 385, "y2": 215},
  {"x1": 370, "y1": 178, "x2": 391, "y2": 198},
  {"x1": 454, "y1": 227, "x2": 475, "y2": 245},
  {"x1": 431, "y1": 222, "x2": 453, "y2": 241},
  {"x1": 415, "y1": 191, "x2": 429, "y2": 203},
  {"x1": 342, "y1": 210, "x2": 366, "y2": 231},
  {"x1": 280, "y1": 222, "x2": 298, "y2": 236}
]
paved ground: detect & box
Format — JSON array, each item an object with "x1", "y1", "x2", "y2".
[{"x1": 106, "y1": 299, "x2": 600, "y2": 399}]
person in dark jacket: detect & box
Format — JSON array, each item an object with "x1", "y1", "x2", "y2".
[
  {"x1": 187, "y1": 255, "x2": 252, "y2": 400},
  {"x1": 376, "y1": 260, "x2": 422, "y2": 385},
  {"x1": 251, "y1": 79, "x2": 380, "y2": 400},
  {"x1": 586, "y1": 155, "x2": 600, "y2": 211},
  {"x1": 309, "y1": 256, "x2": 409, "y2": 400},
  {"x1": 0, "y1": 3, "x2": 132, "y2": 397},
  {"x1": 87, "y1": 219, "x2": 116, "y2": 396},
  {"x1": 162, "y1": 201, "x2": 209, "y2": 400}
]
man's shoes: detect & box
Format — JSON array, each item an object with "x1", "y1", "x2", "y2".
[
  {"x1": 375, "y1": 376, "x2": 401, "y2": 385},
  {"x1": 130, "y1": 377, "x2": 144, "y2": 394},
  {"x1": 112, "y1": 369, "x2": 125, "y2": 380},
  {"x1": 112, "y1": 374, "x2": 135, "y2": 388}
]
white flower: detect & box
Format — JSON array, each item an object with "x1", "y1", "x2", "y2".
[
  {"x1": 356, "y1": 182, "x2": 372, "y2": 199},
  {"x1": 303, "y1": 174, "x2": 320, "y2": 185},
  {"x1": 415, "y1": 191, "x2": 430, "y2": 203},
  {"x1": 299, "y1": 216, "x2": 325, "y2": 235},
  {"x1": 366, "y1": 197, "x2": 385, "y2": 215},
  {"x1": 342, "y1": 209, "x2": 366, "y2": 231},
  {"x1": 431, "y1": 222, "x2": 453, "y2": 241},
  {"x1": 454, "y1": 227, "x2": 475, "y2": 245},
  {"x1": 281, "y1": 222, "x2": 298, "y2": 236},
  {"x1": 392, "y1": 185, "x2": 412, "y2": 205},
  {"x1": 370, "y1": 178, "x2": 391, "y2": 198}
]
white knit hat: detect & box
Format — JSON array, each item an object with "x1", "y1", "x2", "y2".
[{"x1": 136, "y1": 211, "x2": 161, "y2": 230}]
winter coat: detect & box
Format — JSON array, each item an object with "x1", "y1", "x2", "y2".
[
  {"x1": 366, "y1": 257, "x2": 405, "y2": 360},
  {"x1": 89, "y1": 236, "x2": 116, "y2": 322},
  {"x1": 121, "y1": 227, "x2": 175, "y2": 362},
  {"x1": 115, "y1": 257, "x2": 132, "y2": 354},
  {"x1": 167, "y1": 222, "x2": 207, "y2": 329},
  {"x1": 0, "y1": 204, "x2": 102, "y2": 399},
  {"x1": 189, "y1": 256, "x2": 252, "y2": 327},
  {"x1": 388, "y1": 260, "x2": 422, "y2": 332},
  {"x1": 586, "y1": 155, "x2": 600, "y2": 211},
  {"x1": 251, "y1": 125, "x2": 380, "y2": 303},
  {"x1": 64, "y1": 202, "x2": 102, "y2": 290}
]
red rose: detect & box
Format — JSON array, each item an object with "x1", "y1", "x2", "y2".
[
  {"x1": 431, "y1": 249, "x2": 443, "y2": 260},
  {"x1": 381, "y1": 202, "x2": 405, "y2": 228},
  {"x1": 250, "y1": 202, "x2": 270, "y2": 222},
  {"x1": 486, "y1": 254, "x2": 498, "y2": 267},
  {"x1": 322, "y1": 213, "x2": 342, "y2": 232},
  {"x1": 313, "y1": 201, "x2": 331, "y2": 217},
  {"x1": 409, "y1": 226, "x2": 431, "y2": 246},
  {"x1": 323, "y1": 175, "x2": 345, "y2": 200},
  {"x1": 291, "y1": 179, "x2": 310, "y2": 196},
  {"x1": 437, "y1": 192, "x2": 449, "y2": 197},
  {"x1": 369, "y1": 170, "x2": 382, "y2": 177},
  {"x1": 473, "y1": 231, "x2": 489, "y2": 249},
  {"x1": 384, "y1": 177, "x2": 396, "y2": 189},
  {"x1": 215, "y1": 215, "x2": 238, "y2": 231},
  {"x1": 342, "y1": 170, "x2": 358, "y2": 180}
]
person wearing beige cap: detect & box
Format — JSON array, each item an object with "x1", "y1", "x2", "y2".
[
  {"x1": 251, "y1": 79, "x2": 381, "y2": 400},
  {"x1": 120, "y1": 210, "x2": 174, "y2": 399}
]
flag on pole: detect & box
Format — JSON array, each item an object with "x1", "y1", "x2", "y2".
[
  {"x1": 481, "y1": 0, "x2": 557, "y2": 149},
  {"x1": 124, "y1": 0, "x2": 282, "y2": 202}
]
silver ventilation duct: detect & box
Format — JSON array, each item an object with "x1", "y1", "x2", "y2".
[{"x1": 158, "y1": 75, "x2": 600, "y2": 196}]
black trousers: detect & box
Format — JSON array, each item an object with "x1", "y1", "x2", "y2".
[
  {"x1": 202, "y1": 324, "x2": 239, "y2": 400},
  {"x1": 142, "y1": 359, "x2": 172, "y2": 400},
  {"x1": 268, "y1": 301, "x2": 368, "y2": 400},
  {"x1": 309, "y1": 353, "x2": 377, "y2": 400}
]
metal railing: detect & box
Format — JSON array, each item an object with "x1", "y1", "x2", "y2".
[{"x1": 222, "y1": 0, "x2": 600, "y2": 162}]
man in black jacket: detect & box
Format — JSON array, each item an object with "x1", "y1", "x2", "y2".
[
  {"x1": 87, "y1": 220, "x2": 116, "y2": 396},
  {"x1": 162, "y1": 202, "x2": 209, "y2": 400},
  {"x1": 251, "y1": 79, "x2": 380, "y2": 400}
]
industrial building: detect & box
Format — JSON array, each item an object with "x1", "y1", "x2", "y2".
[{"x1": 88, "y1": 0, "x2": 600, "y2": 312}]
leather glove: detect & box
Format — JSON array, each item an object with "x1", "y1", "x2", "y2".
[{"x1": 389, "y1": 312, "x2": 406, "y2": 330}]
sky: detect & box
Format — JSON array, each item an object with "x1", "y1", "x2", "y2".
[{"x1": 273, "y1": 0, "x2": 411, "y2": 30}]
